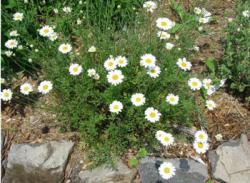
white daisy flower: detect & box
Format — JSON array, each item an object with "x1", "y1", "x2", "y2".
[
  {"x1": 104, "y1": 56, "x2": 117, "y2": 71},
  {"x1": 38, "y1": 81, "x2": 53, "y2": 94},
  {"x1": 1, "y1": 78, "x2": 6, "y2": 84},
  {"x1": 159, "y1": 162, "x2": 176, "y2": 180},
  {"x1": 157, "y1": 31, "x2": 171, "y2": 40},
  {"x1": 228, "y1": 18, "x2": 233, "y2": 22},
  {"x1": 93, "y1": 74, "x2": 100, "y2": 80},
  {"x1": 49, "y1": 32, "x2": 58, "y2": 41},
  {"x1": 193, "y1": 141, "x2": 209, "y2": 154},
  {"x1": 77, "y1": 18, "x2": 82, "y2": 25},
  {"x1": 109, "y1": 100, "x2": 123, "y2": 114},
  {"x1": 194, "y1": 130, "x2": 208, "y2": 143},
  {"x1": 115, "y1": 56, "x2": 128, "y2": 67},
  {"x1": 1, "y1": 89, "x2": 13, "y2": 101},
  {"x1": 159, "y1": 133, "x2": 174, "y2": 147},
  {"x1": 198, "y1": 26, "x2": 203, "y2": 31},
  {"x1": 18, "y1": 45, "x2": 23, "y2": 50},
  {"x1": 242, "y1": 10, "x2": 250, "y2": 18},
  {"x1": 5, "y1": 51, "x2": 13, "y2": 57},
  {"x1": 13, "y1": 12, "x2": 23, "y2": 21},
  {"x1": 156, "y1": 17, "x2": 175, "y2": 31},
  {"x1": 69, "y1": 63, "x2": 82, "y2": 76},
  {"x1": 202, "y1": 79, "x2": 212, "y2": 90},
  {"x1": 166, "y1": 94, "x2": 179, "y2": 105},
  {"x1": 131, "y1": 93, "x2": 146, "y2": 106},
  {"x1": 155, "y1": 130, "x2": 167, "y2": 141},
  {"x1": 194, "y1": 7, "x2": 202, "y2": 15},
  {"x1": 176, "y1": 58, "x2": 192, "y2": 71},
  {"x1": 20, "y1": 83, "x2": 33, "y2": 95},
  {"x1": 145, "y1": 107, "x2": 161, "y2": 123},
  {"x1": 215, "y1": 134, "x2": 223, "y2": 141},
  {"x1": 54, "y1": 8, "x2": 59, "y2": 14},
  {"x1": 87, "y1": 68, "x2": 96, "y2": 77},
  {"x1": 5, "y1": 39, "x2": 18, "y2": 49},
  {"x1": 193, "y1": 45, "x2": 200, "y2": 52},
  {"x1": 107, "y1": 70, "x2": 124, "y2": 86},
  {"x1": 88, "y1": 46, "x2": 96, "y2": 53},
  {"x1": 58, "y1": 43, "x2": 72, "y2": 54},
  {"x1": 140, "y1": 54, "x2": 156, "y2": 68},
  {"x1": 188, "y1": 78, "x2": 202, "y2": 91},
  {"x1": 147, "y1": 66, "x2": 161, "y2": 78},
  {"x1": 205, "y1": 100, "x2": 216, "y2": 110},
  {"x1": 165, "y1": 42, "x2": 175, "y2": 50},
  {"x1": 199, "y1": 17, "x2": 210, "y2": 24},
  {"x1": 63, "y1": 7, "x2": 72, "y2": 13},
  {"x1": 143, "y1": 1, "x2": 157, "y2": 13},
  {"x1": 39, "y1": 25, "x2": 54, "y2": 37},
  {"x1": 10, "y1": 30, "x2": 19, "y2": 37}
]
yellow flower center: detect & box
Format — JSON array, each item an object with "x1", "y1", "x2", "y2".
[
  {"x1": 43, "y1": 29, "x2": 49, "y2": 33},
  {"x1": 113, "y1": 105, "x2": 119, "y2": 110},
  {"x1": 149, "y1": 112, "x2": 156, "y2": 118},
  {"x1": 164, "y1": 136, "x2": 169, "y2": 142},
  {"x1": 135, "y1": 97, "x2": 141, "y2": 102},
  {"x1": 63, "y1": 46, "x2": 68, "y2": 50},
  {"x1": 43, "y1": 85, "x2": 48, "y2": 90},
  {"x1": 73, "y1": 67, "x2": 78, "y2": 73},
  {"x1": 151, "y1": 69, "x2": 156, "y2": 74},
  {"x1": 24, "y1": 86, "x2": 29, "y2": 91},
  {"x1": 145, "y1": 58, "x2": 152, "y2": 64},
  {"x1": 181, "y1": 62, "x2": 187, "y2": 67},
  {"x1": 108, "y1": 62, "x2": 113, "y2": 66},
  {"x1": 163, "y1": 167, "x2": 170, "y2": 174},
  {"x1": 170, "y1": 97, "x2": 175, "y2": 102},
  {"x1": 192, "y1": 82, "x2": 198, "y2": 87},
  {"x1": 118, "y1": 59, "x2": 124, "y2": 64},
  {"x1": 4, "y1": 92, "x2": 9, "y2": 97},
  {"x1": 199, "y1": 134, "x2": 204, "y2": 139},
  {"x1": 198, "y1": 142, "x2": 203, "y2": 148},
  {"x1": 112, "y1": 74, "x2": 119, "y2": 80},
  {"x1": 161, "y1": 21, "x2": 167, "y2": 27}
]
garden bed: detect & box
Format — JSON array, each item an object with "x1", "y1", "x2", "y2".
[{"x1": 1, "y1": 0, "x2": 250, "y2": 182}]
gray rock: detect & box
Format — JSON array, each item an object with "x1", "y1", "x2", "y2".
[
  {"x1": 208, "y1": 134, "x2": 250, "y2": 183},
  {"x1": 4, "y1": 140, "x2": 74, "y2": 183},
  {"x1": 139, "y1": 157, "x2": 208, "y2": 183},
  {"x1": 78, "y1": 160, "x2": 136, "y2": 183}
]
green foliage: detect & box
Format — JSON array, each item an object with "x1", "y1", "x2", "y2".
[
  {"x1": 128, "y1": 156, "x2": 139, "y2": 168},
  {"x1": 42, "y1": 8, "x2": 201, "y2": 165},
  {"x1": 83, "y1": 0, "x2": 144, "y2": 30},
  {"x1": 220, "y1": 0, "x2": 250, "y2": 102},
  {"x1": 138, "y1": 148, "x2": 148, "y2": 158},
  {"x1": 205, "y1": 58, "x2": 217, "y2": 75},
  {"x1": 2, "y1": 1, "x2": 204, "y2": 166},
  {"x1": 128, "y1": 148, "x2": 148, "y2": 168}
]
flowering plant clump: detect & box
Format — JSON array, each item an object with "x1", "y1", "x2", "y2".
[{"x1": 2, "y1": 1, "x2": 215, "y2": 166}]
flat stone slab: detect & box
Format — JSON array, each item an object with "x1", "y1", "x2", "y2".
[
  {"x1": 139, "y1": 157, "x2": 208, "y2": 183},
  {"x1": 78, "y1": 160, "x2": 136, "y2": 183},
  {"x1": 4, "y1": 140, "x2": 74, "y2": 183},
  {"x1": 208, "y1": 134, "x2": 250, "y2": 183}
]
